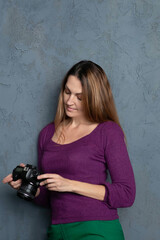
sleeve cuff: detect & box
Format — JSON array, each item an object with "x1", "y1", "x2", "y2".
[{"x1": 102, "y1": 182, "x2": 109, "y2": 202}]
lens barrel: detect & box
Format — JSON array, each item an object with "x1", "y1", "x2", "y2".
[{"x1": 17, "y1": 182, "x2": 38, "y2": 201}]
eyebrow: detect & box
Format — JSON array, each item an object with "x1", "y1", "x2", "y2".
[{"x1": 65, "y1": 85, "x2": 82, "y2": 95}]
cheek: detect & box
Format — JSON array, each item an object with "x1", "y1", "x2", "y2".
[
  {"x1": 63, "y1": 94, "x2": 68, "y2": 103},
  {"x1": 78, "y1": 102, "x2": 84, "y2": 111}
]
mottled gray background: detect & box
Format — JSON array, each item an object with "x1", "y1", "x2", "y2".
[{"x1": 0, "y1": 0, "x2": 160, "y2": 239}]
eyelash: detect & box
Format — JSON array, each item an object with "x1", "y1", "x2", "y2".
[{"x1": 64, "y1": 90, "x2": 82, "y2": 101}]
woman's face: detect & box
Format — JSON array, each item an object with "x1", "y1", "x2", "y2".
[{"x1": 63, "y1": 75, "x2": 85, "y2": 119}]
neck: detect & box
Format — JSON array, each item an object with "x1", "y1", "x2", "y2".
[{"x1": 65, "y1": 118, "x2": 93, "y2": 128}]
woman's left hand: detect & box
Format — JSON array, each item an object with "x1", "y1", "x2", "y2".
[{"x1": 37, "y1": 174, "x2": 73, "y2": 192}]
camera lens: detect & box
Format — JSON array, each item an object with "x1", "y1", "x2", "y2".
[{"x1": 17, "y1": 182, "x2": 38, "y2": 201}]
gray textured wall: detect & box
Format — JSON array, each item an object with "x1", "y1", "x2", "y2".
[{"x1": 0, "y1": 0, "x2": 160, "y2": 239}]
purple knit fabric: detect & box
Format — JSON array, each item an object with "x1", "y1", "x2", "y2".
[{"x1": 33, "y1": 121, "x2": 136, "y2": 224}]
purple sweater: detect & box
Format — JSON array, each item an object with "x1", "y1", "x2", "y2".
[{"x1": 34, "y1": 121, "x2": 136, "y2": 224}]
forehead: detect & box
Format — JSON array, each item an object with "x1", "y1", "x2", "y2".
[{"x1": 65, "y1": 75, "x2": 82, "y2": 94}]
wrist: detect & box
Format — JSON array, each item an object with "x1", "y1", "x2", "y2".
[{"x1": 68, "y1": 179, "x2": 77, "y2": 192}]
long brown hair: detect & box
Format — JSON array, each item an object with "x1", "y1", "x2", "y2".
[{"x1": 53, "y1": 60, "x2": 127, "y2": 145}]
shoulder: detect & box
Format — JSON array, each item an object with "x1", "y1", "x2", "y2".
[
  {"x1": 39, "y1": 121, "x2": 54, "y2": 135},
  {"x1": 101, "y1": 120, "x2": 124, "y2": 136},
  {"x1": 100, "y1": 121, "x2": 125, "y2": 146},
  {"x1": 38, "y1": 121, "x2": 54, "y2": 144}
]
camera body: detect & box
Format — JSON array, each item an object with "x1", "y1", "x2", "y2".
[{"x1": 12, "y1": 164, "x2": 41, "y2": 201}]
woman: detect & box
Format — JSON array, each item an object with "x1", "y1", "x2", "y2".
[{"x1": 3, "y1": 60, "x2": 136, "y2": 240}]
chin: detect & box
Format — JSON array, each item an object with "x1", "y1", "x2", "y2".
[{"x1": 65, "y1": 111, "x2": 79, "y2": 118}]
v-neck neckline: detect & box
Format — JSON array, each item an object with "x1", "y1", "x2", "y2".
[{"x1": 50, "y1": 122, "x2": 102, "y2": 146}]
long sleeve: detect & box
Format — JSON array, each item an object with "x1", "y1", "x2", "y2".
[
  {"x1": 33, "y1": 130, "x2": 50, "y2": 208},
  {"x1": 103, "y1": 122, "x2": 136, "y2": 208}
]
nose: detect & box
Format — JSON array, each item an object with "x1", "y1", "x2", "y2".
[{"x1": 66, "y1": 94, "x2": 75, "y2": 105}]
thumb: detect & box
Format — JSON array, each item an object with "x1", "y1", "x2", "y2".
[
  {"x1": 19, "y1": 163, "x2": 26, "y2": 167},
  {"x1": 2, "y1": 173, "x2": 13, "y2": 184}
]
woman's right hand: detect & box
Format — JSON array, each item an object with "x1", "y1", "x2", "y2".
[{"x1": 2, "y1": 163, "x2": 25, "y2": 190}]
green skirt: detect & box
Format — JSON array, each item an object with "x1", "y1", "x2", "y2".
[{"x1": 47, "y1": 219, "x2": 125, "y2": 240}]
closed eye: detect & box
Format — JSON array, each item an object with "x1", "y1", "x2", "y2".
[
  {"x1": 64, "y1": 89, "x2": 82, "y2": 101},
  {"x1": 64, "y1": 89, "x2": 70, "y2": 94},
  {"x1": 77, "y1": 94, "x2": 82, "y2": 101}
]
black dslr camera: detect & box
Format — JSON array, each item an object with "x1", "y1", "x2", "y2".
[{"x1": 12, "y1": 164, "x2": 41, "y2": 201}]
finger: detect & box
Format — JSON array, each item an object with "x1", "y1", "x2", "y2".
[
  {"x1": 9, "y1": 179, "x2": 22, "y2": 188},
  {"x1": 2, "y1": 174, "x2": 13, "y2": 184},
  {"x1": 46, "y1": 183, "x2": 57, "y2": 189},
  {"x1": 37, "y1": 174, "x2": 58, "y2": 180},
  {"x1": 14, "y1": 183, "x2": 21, "y2": 189},
  {"x1": 9, "y1": 183, "x2": 21, "y2": 189},
  {"x1": 9, "y1": 179, "x2": 22, "y2": 186},
  {"x1": 13, "y1": 179, "x2": 22, "y2": 184},
  {"x1": 20, "y1": 163, "x2": 26, "y2": 167},
  {"x1": 46, "y1": 185, "x2": 57, "y2": 191},
  {"x1": 2, "y1": 164, "x2": 25, "y2": 184},
  {"x1": 40, "y1": 178, "x2": 54, "y2": 186}
]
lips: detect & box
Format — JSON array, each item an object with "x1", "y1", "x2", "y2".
[{"x1": 66, "y1": 106, "x2": 77, "y2": 111}]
